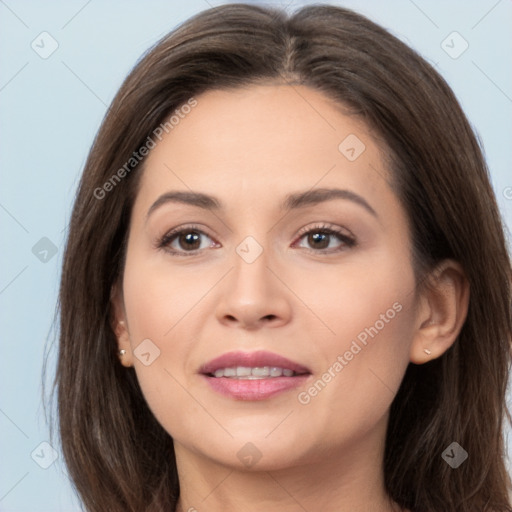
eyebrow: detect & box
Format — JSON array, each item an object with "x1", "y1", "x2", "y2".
[
  {"x1": 146, "y1": 187, "x2": 378, "y2": 219},
  {"x1": 282, "y1": 188, "x2": 377, "y2": 217}
]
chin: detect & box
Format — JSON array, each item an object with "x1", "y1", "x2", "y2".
[{"x1": 191, "y1": 430, "x2": 316, "y2": 471}]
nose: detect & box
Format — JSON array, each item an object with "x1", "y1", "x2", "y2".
[{"x1": 214, "y1": 245, "x2": 292, "y2": 331}]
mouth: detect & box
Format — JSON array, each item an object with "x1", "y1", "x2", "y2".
[{"x1": 199, "y1": 350, "x2": 311, "y2": 401}]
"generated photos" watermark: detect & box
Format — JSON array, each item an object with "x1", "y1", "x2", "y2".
[{"x1": 298, "y1": 301, "x2": 403, "y2": 405}]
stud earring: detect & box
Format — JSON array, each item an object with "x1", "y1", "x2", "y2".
[
  {"x1": 119, "y1": 349, "x2": 126, "y2": 356},
  {"x1": 424, "y1": 348, "x2": 431, "y2": 355}
]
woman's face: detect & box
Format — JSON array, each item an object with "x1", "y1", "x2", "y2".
[{"x1": 116, "y1": 84, "x2": 421, "y2": 471}]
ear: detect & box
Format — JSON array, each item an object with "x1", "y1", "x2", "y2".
[
  {"x1": 110, "y1": 282, "x2": 134, "y2": 368},
  {"x1": 410, "y1": 260, "x2": 470, "y2": 364}
]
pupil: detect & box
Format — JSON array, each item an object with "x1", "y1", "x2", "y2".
[
  {"x1": 310, "y1": 232, "x2": 329, "y2": 249},
  {"x1": 181, "y1": 232, "x2": 200, "y2": 250}
]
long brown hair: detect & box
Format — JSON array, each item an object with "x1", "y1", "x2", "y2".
[{"x1": 50, "y1": 4, "x2": 512, "y2": 511}]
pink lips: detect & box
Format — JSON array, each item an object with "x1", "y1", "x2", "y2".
[{"x1": 199, "y1": 350, "x2": 311, "y2": 401}]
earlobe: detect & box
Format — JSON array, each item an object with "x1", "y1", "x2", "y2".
[
  {"x1": 110, "y1": 284, "x2": 134, "y2": 368},
  {"x1": 410, "y1": 260, "x2": 470, "y2": 364}
]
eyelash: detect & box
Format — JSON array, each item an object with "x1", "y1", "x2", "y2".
[{"x1": 157, "y1": 222, "x2": 356, "y2": 257}]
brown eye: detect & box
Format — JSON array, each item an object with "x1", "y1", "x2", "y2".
[
  {"x1": 307, "y1": 232, "x2": 331, "y2": 250},
  {"x1": 158, "y1": 225, "x2": 218, "y2": 256},
  {"x1": 176, "y1": 231, "x2": 202, "y2": 251},
  {"x1": 295, "y1": 224, "x2": 356, "y2": 253}
]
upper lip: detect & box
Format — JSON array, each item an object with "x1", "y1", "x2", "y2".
[{"x1": 199, "y1": 350, "x2": 311, "y2": 375}]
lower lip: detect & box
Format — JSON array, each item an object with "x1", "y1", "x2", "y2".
[{"x1": 202, "y1": 375, "x2": 310, "y2": 400}]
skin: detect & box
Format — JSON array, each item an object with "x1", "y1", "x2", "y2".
[{"x1": 112, "y1": 84, "x2": 469, "y2": 512}]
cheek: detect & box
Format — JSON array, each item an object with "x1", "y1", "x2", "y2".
[
  {"x1": 121, "y1": 276, "x2": 195, "y2": 439},
  {"x1": 120, "y1": 249, "x2": 231, "y2": 435},
  {"x1": 293, "y1": 256, "x2": 416, "y2": 439},
  {"x1": 121, "y1": 244, "x2": 223, "y2": 347},
  {"x1": 296, "y1": 248, "x2": 415, "y2": 356}
]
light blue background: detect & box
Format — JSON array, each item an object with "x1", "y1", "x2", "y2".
[{"x1": 1, "y1": 1, "x2": 511, "y2": 510}]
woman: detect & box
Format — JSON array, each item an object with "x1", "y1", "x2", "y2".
[{"x1": 54, "y1": 3, "x2": 512, "y2": 511}]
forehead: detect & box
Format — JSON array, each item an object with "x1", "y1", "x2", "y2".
[{"x1": 135, "y1": 84, "x2": 395, "y2": 217}]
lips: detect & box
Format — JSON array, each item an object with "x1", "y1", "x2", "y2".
[{"x1": 199, "y1": 350, "x2": 311, "y2": 401}]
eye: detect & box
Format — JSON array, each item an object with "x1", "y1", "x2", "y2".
[
  {"x1": 157, "y1": 224, "x2": 218, "y2": 256},
  {"x1": 157, "y1": 222, "x2": 356, "y2": 257},
  {"x1": 293, "y1": 223, "x2": 356, "y2": 253}
]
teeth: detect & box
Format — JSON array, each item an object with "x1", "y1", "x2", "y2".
[
  {"x1": 252, "y1": 366, "x2": 269, "y2": 377},
  {"x1": 211, "y1": 366, "x2": 298, "y2": 379},
  {"x1": 236, "y1": 366, "x2": 252, "y2": 377},
  {"x1": 270, "y1": 367, "x2": 283, "y2": 377}
]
